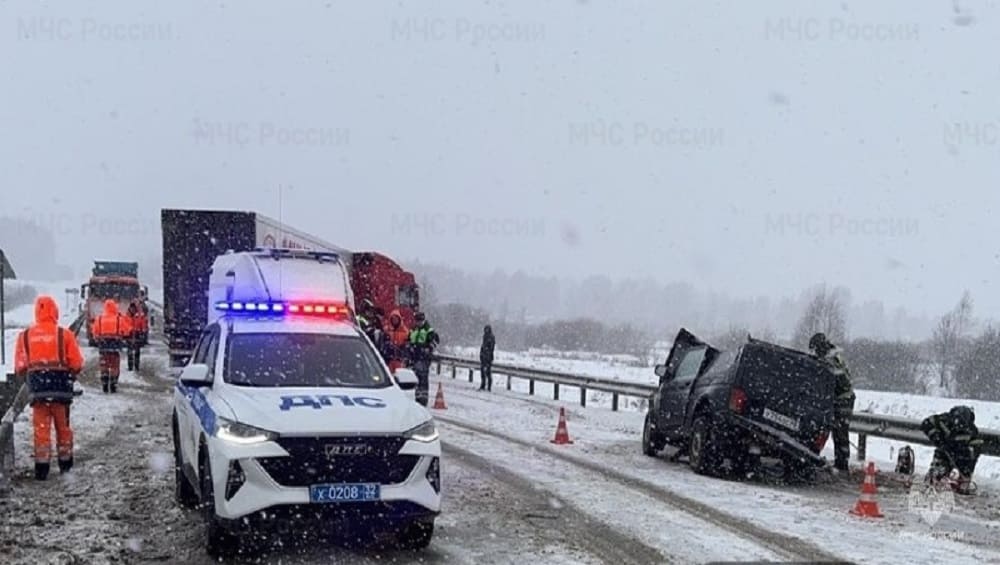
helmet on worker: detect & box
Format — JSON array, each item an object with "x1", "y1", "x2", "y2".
[{"x1": 808, "y1": 332, "x2": 833, "y2": 356}]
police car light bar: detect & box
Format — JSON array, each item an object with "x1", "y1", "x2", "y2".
[{"x1": 215, "y1": 301, "x2": 350, "y2": 317}]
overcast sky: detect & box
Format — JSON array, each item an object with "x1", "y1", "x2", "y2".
[{"x1": 2, "y1": 1, "x2": 997, "y2": 316}]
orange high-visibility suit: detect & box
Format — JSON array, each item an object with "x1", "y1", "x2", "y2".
[
  {"x1": 90, "y1": 299, "x2": 133, "y2": 393},
  {"x1": 14, "y1": 295, "x2": 84, "y2": 480},
  {"x1": 383, "y1": 310, "x2": 410, "y2": 374}
]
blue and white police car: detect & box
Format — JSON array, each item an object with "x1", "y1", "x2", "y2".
[{"x1": 171, "y1": 250, "x2": 440, "y2": 557}]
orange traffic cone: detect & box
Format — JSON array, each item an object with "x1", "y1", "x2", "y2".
[
  {"x1": 850, "y1": 462, "x2": 884, "y2": 518},
  {"x1": 432, "y1": 382, "x2": 447, "y2": 410},
  {"x1": 550, "y1": 407, "x2": 574, "y2": 445}
]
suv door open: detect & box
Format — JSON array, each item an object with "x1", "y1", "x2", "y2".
[{"x1": 654, "y1": 329, "x2": 716, "y2": 438}]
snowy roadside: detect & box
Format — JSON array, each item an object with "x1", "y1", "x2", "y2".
[{"x1": 432, "y1": 374, "x2": 1000, "y2": 565}]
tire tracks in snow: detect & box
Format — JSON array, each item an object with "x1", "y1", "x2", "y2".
[
  {"x1": 437, "y1": 414, "x2": 843, "y2": 563},
  {"x1": 442, "y1": 442, "x2": 668, "y2": 565}
]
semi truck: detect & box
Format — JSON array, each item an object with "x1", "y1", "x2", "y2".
[
  {"x1": 161, "y1": 208, "x2": 420, "y2": 367},
  {"x1": 81, "y1": 261, "x2": 147, "y2": 346}
]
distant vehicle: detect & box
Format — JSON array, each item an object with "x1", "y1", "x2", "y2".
[
  {"x1": 81, "y1": 261, "x2": 147, "y2": 346},
  {"x1": 161, "y1": 208, "x2": 420, "y2": 367},
  {"x1": 642, "y1": 329, "x2": 834, "y2": 479},
  {"x1": 173, "y1": 250, "x2": 439, "y2": 557}
]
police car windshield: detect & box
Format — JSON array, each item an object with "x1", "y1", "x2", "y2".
[{"x1": 224, "y1": 334, "x2": 390, "y2": 388}]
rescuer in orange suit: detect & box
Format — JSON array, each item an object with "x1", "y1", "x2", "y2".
[
  {"x1": 13, "y1": 295, "x2": 85, "y2": 480},
  {"x1": 382, "y1": 309, "x2": 410, "y2": 375},
  {"x1": 90, "y1": 299, "x2": 133, "y2": 393}
]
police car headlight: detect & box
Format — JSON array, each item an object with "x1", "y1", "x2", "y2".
[
  {"x1": 404, "y1": 420, "x2": 439, "y2": 443},
  {"x1": 216, "y1": 418, "x2": 277, "y2": 445}
]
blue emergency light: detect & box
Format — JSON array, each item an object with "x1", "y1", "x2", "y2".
[{"x1": 215, "y1": 300, "x2": 350, "y2": 317}]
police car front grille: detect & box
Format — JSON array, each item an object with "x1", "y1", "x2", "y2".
[{"x1": 258, "y1": 436, "x2": 419, "y2": 487}]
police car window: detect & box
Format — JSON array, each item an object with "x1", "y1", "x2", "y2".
[
  {"x1": 191, "y1": 328, "x2": 214, "y2": 364},
  {"x1": 203, "y1": 327, "x2": 221, "y2": 375},
  {"x1": 224, "y1": 333, "x2": 390, "y2": 388}
]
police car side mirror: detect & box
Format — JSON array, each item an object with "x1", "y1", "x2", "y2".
[
  {"x1": 394, "y1": 368, "x2": 419, "y2": 390},
  {"x1": 180, "y1": 364, "x2": 212, "y2": 387},
  {"x1": 654, "y1": 364, "x2": 669, "y2": 379}
]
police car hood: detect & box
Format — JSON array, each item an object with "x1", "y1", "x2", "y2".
[{"x1": 220, "y1": 385, "x2": 429, "y2": 435}]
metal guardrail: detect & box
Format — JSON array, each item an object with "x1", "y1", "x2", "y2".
[
  {"x1": 434, "y1": 354, "x2": 1000, "y2": 461},
  {"x1": 1, "y1": 312, "x2": 87, "y2": 479}
]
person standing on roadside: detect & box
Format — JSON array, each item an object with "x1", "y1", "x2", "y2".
[
  {"x1": 408, "y1": 311, "x2": 440, "y2": 406},
  {"x1": 479, "y1": 325, "x2": 495, "y2": 392}
]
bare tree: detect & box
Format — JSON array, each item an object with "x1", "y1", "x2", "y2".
[
  {"x1": 794, "y1": 286, "x2": 848, "y2": 348},
  {"x1": 932, "y1": 290, "x2": 974, "y2": 390}
]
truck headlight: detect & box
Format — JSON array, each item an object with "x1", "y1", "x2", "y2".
[
  {"x1": 404, "y1": 420, "x2": 439, "y2": 443},
  {"x1": 216, "y1": 418, "x2": 277, "y2": 445}
]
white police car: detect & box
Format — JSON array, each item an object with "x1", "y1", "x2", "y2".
[{"x1": 171, "y1": 251, "x2": 440, "y2": 556}]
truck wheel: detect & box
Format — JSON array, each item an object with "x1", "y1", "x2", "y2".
[
  {"x1": 200, "y1": 451, "x2": 240, "y2": 558},
  {"x1": 689, "y1": 416, "x2": 722, "y2": 476},
  {"x1": 642, "y1": 413, "x2": 666, "y2": 457},
  {"x1": 173, "y1": 420, "x2": 198, "y2": 508},
  {"x1": 397, "y1": 519, "x2": 434, "y2": 550}
]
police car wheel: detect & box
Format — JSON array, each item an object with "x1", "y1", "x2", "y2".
[
  {"x1": 396, "y1": 519, "x2": 434, "y2": 550},
  {"x1": 172, "y1": 420, "x2": 198, "y2": 508},
  {"x1": 200, "y1": 450, "x2": 241, "y2": 557}
]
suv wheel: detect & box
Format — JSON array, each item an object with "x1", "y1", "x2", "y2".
[
  {"x1": 642, "y1": 413, "x2": 665, "y2": 457},
  {"x1": 200, "y1": 450, "x2": 240, "y2": 558},
  {"x1": 689, "y1": 416, "x2": 722, "y2": 476},
  {"x1": 173, "y1": 420, "x2": 198, "y2": 508},
  {"x1": 397, "y1": 519, "x2": 434, "y2": 550}
]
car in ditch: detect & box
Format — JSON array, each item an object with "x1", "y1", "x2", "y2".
[{"x1": 642, "y1": 328, "x2": 835, "y2": 479}]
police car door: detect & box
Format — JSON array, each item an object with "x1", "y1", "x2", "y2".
[{"x1": 181, "y1": 324, "x2": 221, "y2": 465}]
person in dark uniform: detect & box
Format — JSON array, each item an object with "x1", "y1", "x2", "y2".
[
  {"x1": 479, "y1": 325, "x2": 495, "y2": 391},
  {"x1": 809, "y1": 332, "x2": 855, "y2": 472},
  {"x1": 408, "y1": 312, "x2": 440, "y2": 406},
  {"x1": 922, "y1": 406, "x2": 983, "y2": 495}
]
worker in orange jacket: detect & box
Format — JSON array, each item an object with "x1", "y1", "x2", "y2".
[
  {"x1": 90, "y1": 299, "x2": 133, "y2": 393},
  {"x1": 14, "y1": 295, "x2": 84, "y2": 480},
  {"x1": 382, "y1": 309, "x2": 410, "y2": 374}
]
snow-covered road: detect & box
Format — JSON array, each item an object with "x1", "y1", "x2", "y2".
[{"x1": 430, "y1": 373, "x2": 1000, "y2": 565}]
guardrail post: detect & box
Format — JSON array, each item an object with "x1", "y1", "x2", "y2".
[
  {"x1": 435, "y1": 362, "x2": 441, "y2": 375},
  {"x1": 468, "y1": 368, "x2": 473, "y2": 383},
  {"x1": 529, "y1": 379, "x2": 535, "y2": 396},
  {"x1": 857, "y1": 433, "x2": 867, "y2": 461},
  {"x1": 506, "y1": 375, "x2": 511, "y2": 391},
  {"x1": 612, "y1": 393, "x2": 619, "y2": 412},
  {"x1": 553, "y1": 383, "x2": 560, "y2": 401},
  {"x1": 580, "y1": 387, "x2": 587, "y2": 407},
  {"x1": 451, "y1": 364, "x2": 456, "y2": 379}
]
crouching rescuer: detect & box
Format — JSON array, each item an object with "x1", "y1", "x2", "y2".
[
  {"x1": 922, "y1": 406, "x2": 983, "y2": 495},
  {"x1": 13, "y1": 296, "x2": 84, "y2": 480},
  {"x1": 90, "y1": 299, "x2": 133, "y2": 393}
]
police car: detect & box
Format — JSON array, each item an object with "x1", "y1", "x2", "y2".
[{"x1": 171, "y1": 249, "x2": 441, "y2": 556}]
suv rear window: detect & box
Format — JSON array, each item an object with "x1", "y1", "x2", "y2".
[{"x1": 224, "y1": 333, "x2": 390, "y2": 388}]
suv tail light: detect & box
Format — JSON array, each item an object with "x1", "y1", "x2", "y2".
[
  {"x1": 814, "y1": 431, "x2": 830, "y2": 453},
  {"x1": 728, "y1": 388, "x2": 748, "y2": 414}
]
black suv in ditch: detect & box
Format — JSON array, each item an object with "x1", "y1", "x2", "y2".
[{"x1": 642, "y1": 329, "x2": 835, "y2": 478}]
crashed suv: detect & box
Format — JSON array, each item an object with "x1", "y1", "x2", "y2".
[{"x1": 642, "y1": 329, "x2": 834, "y2": 479}]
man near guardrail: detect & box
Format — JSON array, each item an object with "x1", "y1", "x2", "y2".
[
  {"x1": 809, "y1": 332, "x2": 855, "y2": 472},
  {"x1": 921, "y1": 406, "x2": 983, "y2": 495},
  {"x1": 480, "y1": 325, "x2": 495, "y2": 392},
  {"x1": 13, "y1": 295, "x2": 84, "y2": 480},
  {"x1": 408, "y1": 311, "x2": 439, "y2": 406}
]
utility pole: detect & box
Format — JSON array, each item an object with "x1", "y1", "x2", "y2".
[{"x1": 1, "y1": 248, "x2": 6, "y2": 367}]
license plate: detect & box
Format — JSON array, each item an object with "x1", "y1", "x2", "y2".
[
  {"x1": 309, "y1": 483, "x2": 380, "y2": 504},
  {"x1": 763, "y1": 408, "x2": 800, "y2": 431}
]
